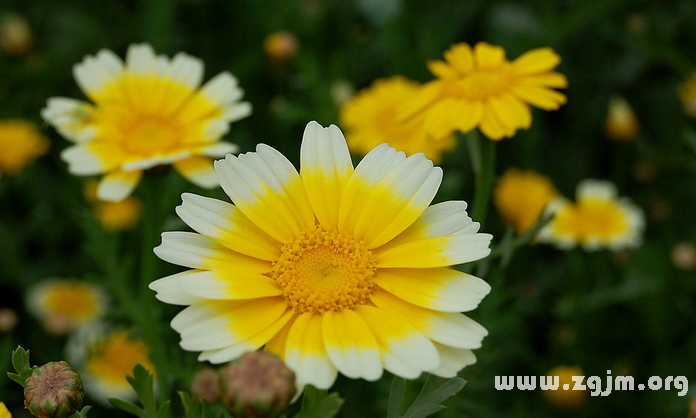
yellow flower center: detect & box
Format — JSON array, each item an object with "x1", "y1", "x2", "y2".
[
  {"x1": 45, "y1": 283, "x2": 99, "y2": 321},
  {"x1": 123, "y1": 117, "x2": 180, "y2": 156},
  {"x1": 271, "y1": 225, "x2": 377, "y2": 314},
  {"x1": 574, "y1": 199, "x2": 628, "y2": 241},
  {"x1": 85, "y1": 331, "x2": 154, "y2": 385},
  {"x1": 453, "y1": 71, "x2": 513, "y2": 100}
]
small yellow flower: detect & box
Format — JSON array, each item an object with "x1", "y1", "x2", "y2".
[
  {"x1": 0, "y1": 401, "x2": 11, "y2": 418},
  {"x1": 42, "y1": 43, "x2": 251, "y2": 201},
  {"x1": 68, "y1": 327, "x2": 155, "y2": 403},
  {"x1": 150, "y1": 121, "x2": 492, "y2": 389},
  {"x1": 679, "y1": 72, "x2": 696, "y2": 118},
  {"x1": 27, "y1": 279, "x2": 108, "y2": 335},
  {"x1": 543, "y1": 365, "x2": 586, "y2": 409},
  {"x1": 538, "y1": 180, "x2": 644, "y2": 251},
  {"x1": 0, "y1": 120, "x2": 49, "y2": 177},
  {"x1": 95, "y1": 197, "x2": 143, "y2": 232},
  {"x1": 264, "y1": 31, "x2": 299, "y2": 63},
  {"x1": 340, "y1": 77, "x2": 455, "y2": 163},
  {"x1": 399, "y1": 42, "x2": 568, "y2": 140},
  {"x1": 604, "y1": 96, "x2": 638, "y2": 141},
  {"x1": 493, "y1": 168, "x2": 558, "y2": 234}
]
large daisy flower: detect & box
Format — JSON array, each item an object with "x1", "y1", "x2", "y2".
[
  {"x1": 150, "y1": 121, "x2": 492, "y2": 389},
  {"x1": 41, "y1": 43, "x2": 251, "y2": 201},
  {"x1": 398, "y1": 42, "x2": 567, "y2": 140}
]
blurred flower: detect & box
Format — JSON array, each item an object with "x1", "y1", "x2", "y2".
[
  {"x1": 398, "y1": 42, "x2": 567, "y2": 140},
  {"x1": 263, "y1": 31, "x2": 299, "y2": 64},
  {"x1": 68, "y1": 326, "x2": 155, "y2": 403},
  {"x1": 493, "y1": 168, "x2": 558, "y2": 234},
  {"x1": 679, "y1": 72, "x2": 696, "y2": 118},
  {"x1": 0, "y1": 14, "x2": 34, "y2": 55},
  {"x1": 220, "y1": 352, "x2": 296, "y2": 418},
  {"x1": 543, "y1": 365, "x2": 586, "y2": 409},
  {"x1": 27, "y1": 279, "x2": 107, "y2": 335},
  {"x1": 150, "y1": 121, "x2": 492, "y2": 389},
  {"x1": 82, "y1": 179, "x2": 142, "y2": 231},
  {"x1": 330, "y1": 79, "x2": 355, "y2": 107},
  {"x1": 671, "y1": 242, "x2": 696, "y2": 271},
  {"x1": 0, "y1": 120, "x2": 49, "y2": 177},
  {"x1": 190, "y1": 367, "x2": 221, "y2": 404},
  {"x1": 42, "y1": 43, "x2": 251, "y2": 201},
  {"x1": 340, "y1": 77, "x2": 455, "y2": 163},
  {"x1": 0, "y1": 307, "x2": 18, "y2": 333},
  {"x1": 0, "y1": 402, "x2": 10, "y2": 418},
  {"x1": 604, "y1": 96, "x2": 638, "y2": 141},
  {"x1": 538, "y1": 180, "x2": 644, "y2": 251},
  {"x1": 24, "y1": 361, "x2": 84, "y2": 418}
]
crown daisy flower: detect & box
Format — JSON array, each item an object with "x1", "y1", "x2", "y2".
[
  {"x1": 0, "y1": 119, "x2": 49, "y2": 177},
  {"x1": 67, "y1": 326, "x2": 155, "y2": 403},
  {"x1": 26, "y1": 279, "x2": 108, "y2": 335},
  {"x1": 150, "y1": 121, "x2": 492, "y2": 389},
  {"x1": 41, "y1": 43, "x2": 251, "y2": 201},
  {"x1": 493, "y1": 168, "x2": 558, "y2": 234},
  {"x1": 398, "y1": 42, "x2": 567, "y2": 140},
  {"x1": 340, "y1": 77, "x2": 455, "y2": 163},
  {"x1": 538, "y1": 180, "x2": 644, "y2": 251}
]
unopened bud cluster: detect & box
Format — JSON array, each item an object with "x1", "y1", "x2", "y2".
[{"x1": 24, "y1": 361, "x2": 84, "y2": 418}]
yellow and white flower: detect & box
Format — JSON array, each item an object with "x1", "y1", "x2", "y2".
[
  {"x1": 493, "y1": 168, "x2": 558, "y2": 234},
  {"x1": 67, "y1": 326, "x2": 155, "y2": 404},
  {"x1": 41, "y1": 43, "x2": 251, "y2": 201},
  {"x1": 340, "y1": 76, "x2": 455, "y2": 163},
  {"x1": 0, "y1": 119, "x2": 49, "y2": 177},
  {"x1": 538, "y1": 180, "x2": 644, "y2": 251},
  {"x1": 398, "y1": 42, "x2": 567, "y2": 140},
  {"x1": 151, "y1": 121, "x2": 492, "y2": 389},
  {"x1": 26, "y1": 279, "x2": 107, "y2": 335}
]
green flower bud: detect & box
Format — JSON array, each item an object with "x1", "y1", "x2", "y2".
[
  {"x1": 220, "y1": 352, "x2": 296, "y2": 418},
  {"x1": 24, "y1": 361, "x2": 84, "y2": 418},
  {"x1": 190, "y1": 367, "x2": 221, "y2": 404}
]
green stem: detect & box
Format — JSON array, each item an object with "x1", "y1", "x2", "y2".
[{"x1": 465, "y1": 131, "x2": 496, "y2": 226}]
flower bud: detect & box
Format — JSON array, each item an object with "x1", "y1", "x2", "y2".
[
  {"x1": 0, "y1": 14, "x2": 34, "y2": 55},
  {"x1": 671, "y1": 242, "x2": 696, "y2": 271},
  {"x1": 24, "y1": 361, "x2": 84, "y2": 418},
  {"x1": 604, "y1": 96, "x2": 638, "y2": 141},
  {"x1": 190, "y1": 367, "x2": 221, "y2": 404},
  {"x1": 220, "y1": 351, "x2": 296, "y2": 418},
  {"x1": 263, "y1": 31, "x2": 299, "y2": 64}
]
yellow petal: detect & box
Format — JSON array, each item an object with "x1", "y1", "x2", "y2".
[
  {"x1": 321, "y1": 309, "x2": 382, "y2": 381},
  {"x1": 512, "y1": 85, "x2": 567, "y2": 110},
  {"x1": 444, "y1": 43, "x2": 474, "y2": 74},
  {"x1": 286, "y1": 313, "x2": 338, "y2": 389},
  {"x1": 173, "y1": 156, "x2": 218, "y2": 188},
  {"x1": 97, "y1": 169, "x2": 142, "y2": 201},
  {"x1": 474, "y1": 42, "x2": 506, "y2": 70},
  {"x1": 512, "y1": 47, "x2": 562, "y2": 74}
]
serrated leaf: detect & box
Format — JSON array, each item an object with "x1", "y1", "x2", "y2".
[
  {"x1": 179, "y1": 392, "x2": 216, "y2": 418},
  {"x1": 157, "y1": 400, "x2": 170, "y2": 418},
  {"x1": 74, "y1": 406, "x2": 92, "y2": 418},
  {"x1": 293, "y1": 392, "x2": 344, "y2": 418},
  {"x1": 109, "y1": 397, "x2": 144, "y2": 417},
  {"x1": 127, "y1": 364, "x2": 158, "y2": 415},
  {"x1": 401, "y1": 377, "x2": 466, "y2": 418},
  {"x1": 11, "y1": 346, "x2": 30, "y2": 374},
  {"x1": 7, "y1": 372, "x2": 25, "y2": 386}
]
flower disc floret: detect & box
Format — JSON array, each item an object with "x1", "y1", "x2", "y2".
[{"x1": 272, "y1": 225, "x2": 377, "y2": 314}]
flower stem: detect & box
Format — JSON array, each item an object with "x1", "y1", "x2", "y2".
[{"x1": 465, "y1": 130, "x2": 496, "y2": 226}]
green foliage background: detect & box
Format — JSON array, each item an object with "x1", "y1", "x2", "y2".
[{"x1": 1, "y1": 0, "x2": 695, "y2": 417}]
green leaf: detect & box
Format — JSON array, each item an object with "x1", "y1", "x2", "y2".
[
  {"x1": 8, "y1": 346, "x2": 33, "y2": 387},
  {"x1": 401, "y1": 376, "x2": 466, "y2": 418},
  {"x1": 387, "y1": 376, "x2": 406, "y2": 418},
  {"x1": 300, "y1": 385, "x2": 328, "y2": 412},
  {"x1": 293, "y1": 391, "x2": 344, "y2": 418},
  {"x1": 73, "y1": 406, "x2": 92, "y2": 418},
  {"x1": 157, "y1": 400, "x2": 170, "y2": 418},
  {"x1": 178, "y1": 392, "x2": 217, "y2": 418},
  {"x1": 108, "y1": 398, "x2": 144, "y2": 417}
]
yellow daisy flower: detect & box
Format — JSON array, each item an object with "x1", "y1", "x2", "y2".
[
  {"x1": 604, "y1": 96, "x2": 638, "y2": 141},
  {"x1": 493, "y1": 168, "x2": 558, "y2": 234},
  {"x1": 542, "y1": 365, "x2": 586, "y2": 409},
  {"x1": 150, "y1": 121, "x2": 492, "y2": 389},
  {"x1": 26, "y1": 279, "x2": 108, "y2": 335},
  {"x1": 41, "y1": 43, "x2": 252, "y2": 201},
  {"x1": 68, "y1": 326, "x2": 155, "y2": 403},
  {"x1": 398, "y1": 42, "x2": 567, "y2": 140},
  {"x1": 340, "y1": 77, "x2": 456, "y2": 163},
  {"x1": 679, "y1": 71, "x2": 696, "y2": 118},
  {"x1": 538, "y1": 180, "x2": 644, "y2": 251},
  {"x1": 0, "y1": 119, "x2": 49, "y2": 177},
  {"x1": 0, "y1": 402, "x2": 10, "y2": 418}
]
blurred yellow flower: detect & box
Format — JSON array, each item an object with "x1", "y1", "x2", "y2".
[
  {"x1": 493, "y1": 168, "x2": 558, "y2": 234},
  {"x1": 543, "y1": 365, "x2": 586, "y2": 409},
  {"x1": 0, "y1": 14, "x2": 33, "y2": 55},
  {"x1": 264, "y1": 31, "x2": 299, "y2": 63},
  {"x1": 538, "y1": 180, "x2": 644, "y2": 251},
  {"x1": 604, "y1": 96, "x2": 638, "y2": 141},
  {"x1": 0, "y1": 402, "x2": 10, "y2": 418},
  {"x1": 340, "y1": 77, "x2": 455, "y2": 163},
  {"x1": 42, "y1": 43, "x2": 251, "y2": 201},
  {"x1": 399, "y1": 42, "x2": 567, "y2": 140},
  {"x1": 69, "y1": 327, "x2": 155, "y2": 403},
  {"x1": 0, "y1": 120, "x2": 49, "y2": 177},
  {"x1": 679, "y1": 72, "x2": 696, "y2": 118},
  {"x1": 27, "y1": 279, "x2": 107, "y2": 335},
  {"x1": 83, "y1": 179, "x2": 143, "y2": 231}
]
